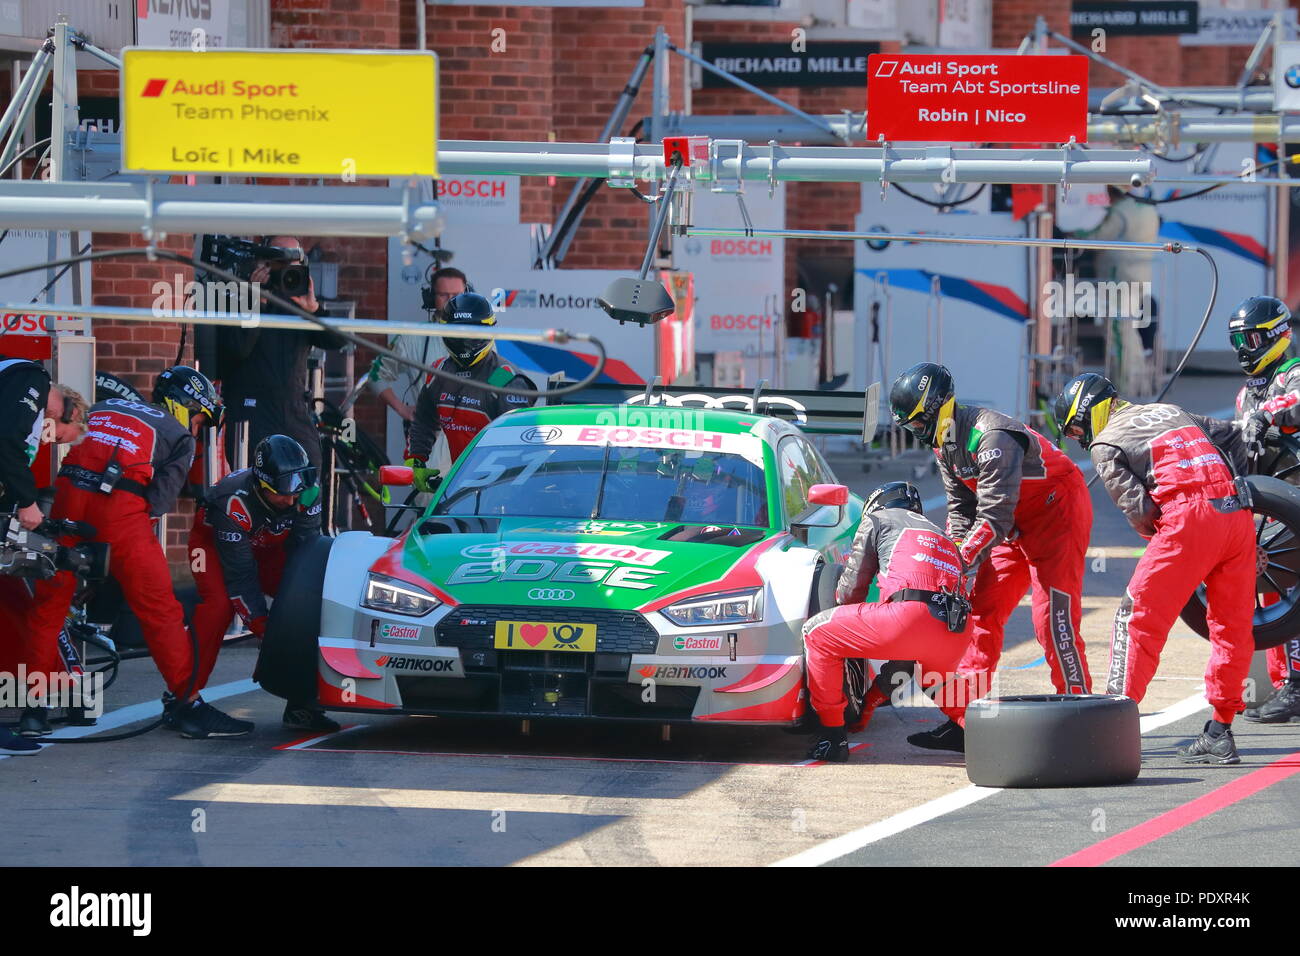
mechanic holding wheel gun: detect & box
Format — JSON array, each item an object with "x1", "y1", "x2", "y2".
[
  {"x1": 1055, "y1": 373, "x2": 1256, "y2": 764},
  {"x1": 404, "y1": 291, "x2": 535, "y2": 493},
  {"x1": 1228, "y1": 295, "x2": 1300, "y2": 724},
  {"x1": 0, "y1": 357, "x2": 87, "y2": 755},
  {"x1": 803, "y1": 481, "x2": 973, "y2": 763},
  {"x1": 188, "y1": 434, "x2": 337, "y2": 732},
  {"x1": 888, "y1": 362, "x2": 1093, "y2": 755},
  {"x1": 22, "y1": 366, "x2": 252, "y2": 741}
]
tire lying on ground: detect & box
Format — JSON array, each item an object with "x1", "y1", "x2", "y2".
[
  {"x1": 1179, "y1": 474, "x2": 1300, "y2": 651},
  {"x1": 964, "y1": 694, "x2": 1140, "y2": 788},
  {"x1": 255, "y1": 535, "x2": 334, "y2": 704}
]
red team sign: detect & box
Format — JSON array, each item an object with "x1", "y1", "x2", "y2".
[{"x1": 867, "y1": 54, "x2": 1089, "y2": 144}]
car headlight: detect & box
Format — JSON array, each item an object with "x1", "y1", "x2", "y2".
[
  {"x1": 661, "y1": 588, "x2": 762, "y2": 627},
  {"x1": 362, "y1": 572, "x2": 440, "y2": 617}
]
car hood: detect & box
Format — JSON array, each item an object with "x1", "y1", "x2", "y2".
[{"x1": 386, "y1": 515, "x2": 782, "y2": 612}]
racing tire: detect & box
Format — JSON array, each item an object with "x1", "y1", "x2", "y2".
[
  {"x1": 964, "y1": 694, "x2": 1140, "y2": 789},
  {"x1": 255, "y1": 535, "x2": 335, "y2": 704},
  {"x1": 1178, "y1": 474, "x2": 1300, "y2": 651}
]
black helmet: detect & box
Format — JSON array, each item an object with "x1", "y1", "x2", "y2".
[
  {"x1": 1053, "y1": 372, "x2": 1119, "y2": 449},
  {"x1": 154, "y1": 365, "x2": 222, "y2": 431},
  {"x1": 1228, "y1": 295, "x2": 1292, "y2": 375},
  {"x1": 864, "y1": 481, "x2": 924, "y2": 516},
  {"x1": 889, "y1": 362, "x2": 956, "y2": 447},
  {"x1": 251, "y1": 434, "x2": 319, "y2": 508},
  {"x1": 436, "y1": 292, "x2": 496, "y2": 368}
]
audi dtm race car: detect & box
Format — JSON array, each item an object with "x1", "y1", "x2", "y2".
[{"x1": 256, "y1": 385, "x2": 875, "y2": 728}]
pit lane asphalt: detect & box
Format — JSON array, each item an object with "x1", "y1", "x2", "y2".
[{"x1": 4, "y1": 374, "x2": 1290, "y2": 867}]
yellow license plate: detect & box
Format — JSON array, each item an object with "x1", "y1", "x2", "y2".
[{"x1": 493, "y1": 620, "x2": 597, "y2": 653}]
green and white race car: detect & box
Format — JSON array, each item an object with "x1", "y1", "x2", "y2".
[{"x1": 257, "y1": 386, "x2": 874, "y2": 727}]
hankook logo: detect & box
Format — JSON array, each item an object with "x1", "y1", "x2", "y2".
[
  {"x1": 528, "y1": 588, "x2": 575, "y2": 601},
  {"x1": 521, "y1": 426, "x2": 563, "y2": 444}
]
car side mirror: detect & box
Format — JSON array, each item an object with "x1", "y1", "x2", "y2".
[
  {"x1": 380, "y1": 465, "x2": 414, "y2": 487},
  {"x1": 794, "y1": 483, "x2": 849, "y2": 532}
]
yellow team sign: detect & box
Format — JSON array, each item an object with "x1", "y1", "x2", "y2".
[{"x1": 121, "y1": 48, "x2": 437, "y2": 177}]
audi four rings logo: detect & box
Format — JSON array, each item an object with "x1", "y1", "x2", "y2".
[
  {"x1": 521, "y1": 426, "x2": 563, "y2": 444},
  {"x1": 528, "y1": 588, "x2": 575, "y2": 601},
  {"x1": 626, "y1": 393, "x2": 809, "y2": 423}
]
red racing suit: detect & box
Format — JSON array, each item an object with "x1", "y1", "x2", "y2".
[
  {"x1": 1091, "y1": 402, "x2": 1255, "y2": 723},
  {"x1": 188, "y1": 469, "x2": 321, "y2": 692},
  {"x1": 1236, "y1": 357, "x2": 1300, "y2": 688},
  {"x1": 802, "y1": 507, "x2": 973, "y2": 728},
  {"x1": 26, "y1": 398, "x2": 196, "y2": 697},
  {"x1": 938, "y1": 405, "x2": 1093, "y2": 695},
  {"x1": 406, "y1": 352, "x2": 535, "y2": 464}
]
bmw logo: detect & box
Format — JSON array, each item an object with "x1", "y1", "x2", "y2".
[
  {"x1": 864, "y1": 225, "x2": 891, "y2": 252},
  {"x1": 1286, "y1": 64, "x2": 1300, "y2": 89},
  {"x1": 521, "y1": 426, "x2": 562, "y2": 444}
]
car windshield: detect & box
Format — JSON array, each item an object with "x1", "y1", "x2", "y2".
[{"x1": 432, "y1": 442, "x2": 769, "y2": 526}]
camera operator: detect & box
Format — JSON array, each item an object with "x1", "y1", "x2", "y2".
[
  {"x1": 0, "y1": 357, "x2": 88, "y2": 527},
  {"x1": 220, "y1": 236, "x2": 344, "y2": 473},
  {"x1": 21, "y1": 366, "x2": 251, "y2": 740},
  {"x1": 368, "y1": 266, "x2": 467, "y2": 428}
]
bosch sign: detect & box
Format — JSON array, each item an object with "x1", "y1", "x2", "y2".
[
  {"x1": 710, "y1": 314, "x2": 775, "y2": 331},
  {"x1": 710, "y1": 240, "x2": 774, "y2": 258},
  {"x1": 441, "y1": 178, "x2": 507, "y2": 199},
  {"x1": 2, "y1": 314, "x2": 77, "y2": 334}
]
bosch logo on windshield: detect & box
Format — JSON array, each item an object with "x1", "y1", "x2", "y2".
[
  {"x1": 521, "y1": 426, "x2": 563, "y2": 444},
  {"x1": 528, "y1": 588, "x2": 575, "y2": 601}
]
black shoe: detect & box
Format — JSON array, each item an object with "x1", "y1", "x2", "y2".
[
  {"x1": 174, "y1": 699, "x2": 254, "y2": 739},
  {"x1": 806, "y1": 725, "x2": 850, "y2": 763},
  {"x1": 1243, "y1": 682, "x2": 1300, "y2": 724},
  {"x1": 18, "y1": 706, "x2": 51, "y2": 737},
  {"x1": 907, "y1": 719, "x2": 965, "y2": 753},
  {"x1": 283, "y1": 703, "x2": 340, "y2": 733},
  {"x1": 0, "y1": 726, "x2": 41, "y2": 755},
  {"x1": 1178, "y1": 721, "x2": 1241, "y2": 765}
]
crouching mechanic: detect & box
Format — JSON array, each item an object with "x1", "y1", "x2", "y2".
[
  {"x1": 802, "y1": 482, "x2": 973, "y2": 763},
  {"x1": 189, "y1": 434, "x2": 338, "y2": 733},
  {"x1": 889, "y1": 362, "x2": 1093, "y2": 753},
  {"x1": 405, "y1": 292, "x2": 535, "y2": 489},
  {"x1": 24, "y1": 366, "x2": 251, "y2": 739},
  {"x1": 1055, "y1": 373, "x2": 1255, "y2": 764},
  {"x1": 1228, "y1": 295, "x2": 1300, "y2": 722}
]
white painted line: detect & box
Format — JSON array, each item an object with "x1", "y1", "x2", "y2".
[
  {"x1": 0, "y1": 678, "x2": 259, "y2": 759},
  {"x1": 277, "y1": 723, "x2": 368, "y2": 751},
  {"x1": 769, "y1": 688, "x2": 1211, "y2": 867}
]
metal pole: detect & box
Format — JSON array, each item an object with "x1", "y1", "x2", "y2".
[
  {"x1": 689, "y1": 226, "x2": 1192, "y2": 256},
  {"x1": 639, "y1": 164, "x2": 680, "y2": 278},
  {"x1": 0, "y1": 301, "x2": 597, "y2": 344},
  {"x1": 50, "y1": 20, "x2": 78, "y2": 184},
  {"x1": 542, "y1": 46, "x2": 655, "y2": 266},
  {"x1": 0, "y1": 51, "x2": 53, "y2": 174},
  {"x1": 74, "y1": 39, "x2": 121, "y2": 70},
  {"x1": 667, "y1": 42, "x2": 843, "y2": 142},
  {"x1": 1235, "y1": 13, "x2": 1276, "y2": 95},
  {"x1": 0, "y1": 42, "x2": 52, "y2": 161},
  {"x1": 1045, "y1": 25, "x2": 1172, "y2": 99},
  {"x1": 416, "y1": 0, "x2": 426, "y2": 52}
]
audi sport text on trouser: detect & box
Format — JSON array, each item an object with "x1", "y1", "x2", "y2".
[
  {"x1": 188, "y1": 468, "x2": 321, "y2": 690},
  {"x1": 1236, "y1": 361, "x2": 1300, "y2": 689},
  {"x1": 803, "y1": 507, "x2": 972, "y2": 727},
  {"x1": 1092, "y1": 403, "x2": 1256, "y2": 722},
  {"x1": 940, "y1": 405, "x2": 1093, "y2": 695},
  {"x1": 25, "y1": 399, "x2": 197, "y2": 697}
]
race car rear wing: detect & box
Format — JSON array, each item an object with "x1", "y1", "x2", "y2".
[{"x1": 554, "y1": 378, "x2": 885, "y2": 444}]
